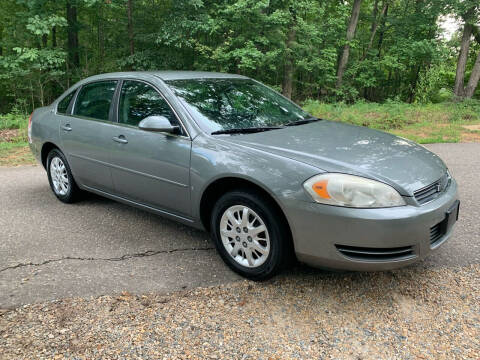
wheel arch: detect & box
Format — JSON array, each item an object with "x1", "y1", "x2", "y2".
[
  {"x1": 40, "y1": 142, "x2": 60, "y2": 169},
  {"x1": 199, "y1": 176, "x2": 294, "y2": 239}
]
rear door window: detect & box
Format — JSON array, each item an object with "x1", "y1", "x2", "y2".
[{"x1": 74, "y1": 81, "x2": 117, "y2": 121}]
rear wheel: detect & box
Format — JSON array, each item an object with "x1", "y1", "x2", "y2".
[
  {"x1": 211, "y1": 190, "x2": 290, "y2": 280},
  {"x1": 46, "y1": 149, "x2": 81, "y2": 203}
]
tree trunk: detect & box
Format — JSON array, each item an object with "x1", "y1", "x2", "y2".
[
  {"x1": 376, "y1": 3, "x2": 388, "y2": 58},
  {"x1": 454, "y1": 23, "x2": 473, "y2": 97},
  {"x1": 127, "y1": 0, "x2": 135, "y2": 57},
  {"x1": 97, "y1": 3, "x2": 105, "y2": 72},
  {"x1": 465, "y1": 50, "x2": 480, "y2": 98},
  {"x1": 282, "y1": 26, "x2": 296, "y2": 99},
  {"x1": 42, "y1": 34, "x2": 48, "y2": 48},
  {"x1": 39, "y1": 81, "x2": 45, "y2": 107},
  {"x1": 361, "y1": 1, "x2": 387, "y2": 60},
  {"x1": 409, "y1": 66, "x2": 421, "y2": 103},
  {"x1": 336, "y1": 0, "x2": 362, "y2": 89},
  {"x1": 67, "y1": 0, "x2": 80, "y2": 69},
  {"x1": 52, "y1": 26, "x2": 57, "y2": 47},
  {"x1": 30, "y1": 80, "x2": 35, "y2": 112},
  {"x1": 371, "y1": 0, "x2": 379, "y2": 32}
]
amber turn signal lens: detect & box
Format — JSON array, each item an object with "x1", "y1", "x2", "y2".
[{"x1": 312, "y1": 180, "x2": 330, "y2": 199}]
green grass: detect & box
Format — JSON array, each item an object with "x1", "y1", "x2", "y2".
[
  {"x1": 0, "y1": 141, "x2": 35, "y2": 166},
  {"x1": 0, "y1": 141, "x2": 29, "y2": 151},
  {"x1": 303, "y1": 100, "x2": 480, "y2": 144},
  {"x1": 0, "y1": 113, "x2": 28, "y2": 130},
  {"x1": 0, "y1": 113, "x2": 34, "y2": 166},
  {"x1": 0, "y1": 113, "x2": 29, "y2": 144}
]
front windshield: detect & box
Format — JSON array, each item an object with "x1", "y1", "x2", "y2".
[{"x1": 165, "y1": 78, "x2": 311, "y2": 133}]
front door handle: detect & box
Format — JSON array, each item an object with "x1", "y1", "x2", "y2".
[
  {"x1": 61, "y1": 124, "x2": 72, "y2": 132},
  {"x1": 113, "y1": 135, "x2": 128, "y2": 144}
]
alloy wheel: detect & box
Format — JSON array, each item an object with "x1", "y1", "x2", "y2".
[
  {"x1": 50, "y1": 157, "x2": 69, "y2": 196},
  {"x1": 219, "y1": 205, "x2": 270, "y2": 268}
]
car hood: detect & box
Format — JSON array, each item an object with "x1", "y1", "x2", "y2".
[{"x1": 226, "y1": 120, "x2": 447, "y2": 196}]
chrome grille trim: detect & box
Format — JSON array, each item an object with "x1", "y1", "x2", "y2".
[{"x1": 414, "y1": 173, "x2": 450, "y2": 205}]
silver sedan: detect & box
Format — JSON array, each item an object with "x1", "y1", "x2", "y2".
[{"x1": 28, "y1": 71, "x2": 459, "y2": 279}]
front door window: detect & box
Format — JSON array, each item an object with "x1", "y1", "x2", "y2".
[{"x1": 118, "y1": 80, "x2": 180, "y2": 130}]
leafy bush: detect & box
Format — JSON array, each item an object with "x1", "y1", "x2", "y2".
[
  {"x1": 414, "y1": 63, "x2": 454, "y2": 104},
  {"x1": 435, "y1": 88, "x2": 454, "y2": 103}
]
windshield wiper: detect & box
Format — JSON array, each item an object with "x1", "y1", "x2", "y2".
[
  {"x1": 211, "y1": 126, "x2": 284, "y2": 135},
  {"x1": 285, "y1": 117, "x2": 322, "y2": 127},
  {"x1": 210, "y1": 117, "x2": 321, "y2": 135}
]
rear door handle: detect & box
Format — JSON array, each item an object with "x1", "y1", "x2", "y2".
[
  {"x1": 113, "y1": 135, "x2": 128, "y2": 144},
  {"x1": 61, "y1": 124, "x2": 72, "y2": 132}
]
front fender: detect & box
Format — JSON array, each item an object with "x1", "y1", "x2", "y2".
[{"x1": 190, "y1": 134, "x2": 322, "y2": 225}]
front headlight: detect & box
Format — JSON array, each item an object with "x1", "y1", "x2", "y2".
[{"x1": 303, "y1": 173, "x2": 406, "y2": 208}]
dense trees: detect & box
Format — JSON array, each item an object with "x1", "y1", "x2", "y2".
[
  {"x1": 0, "y1": 0, "x2": 479, "y2": 113},
  {"x1": 453, "y1": 1, "x2": 480, "y2": 98}
]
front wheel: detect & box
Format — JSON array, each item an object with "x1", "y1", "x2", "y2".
[
  {"x1": 211, "y1": 190, "x2": 290, "y2": 280},
  {"x1": 46, "y1": 148, "x2": 81, "y2": 203}
]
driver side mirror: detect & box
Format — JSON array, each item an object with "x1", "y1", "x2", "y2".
[{"x1": 138, "y1": 115, "x2": 179, "y2": 134}]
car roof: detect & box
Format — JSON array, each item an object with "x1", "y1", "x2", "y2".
[
  {"x1": 155, "y1": 71, "x2": 248, "y2": 81},
  {"x1": 82, "y1": 71, "x2": 249, "y2": 82}
]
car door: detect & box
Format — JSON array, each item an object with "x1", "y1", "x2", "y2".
[
  {"x1": 108, "y1": 79, "x2": 192, "y2": 216},
  {"x1": 59, "y1": 80, "x2": 118, "y2": 192}
]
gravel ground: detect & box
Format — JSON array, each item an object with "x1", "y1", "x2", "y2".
[{"x1": 1, "y1": 264, "x2": 478, "y2": 359}]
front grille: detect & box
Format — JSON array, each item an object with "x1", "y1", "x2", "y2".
[
  {"x1": 335, "y1": 244, "x2": 415, "y2": 262},
  {"x1": 430, "y1": 221, "x2": 444, "y2": 245},
  {"x1": 414, "y1": 173, "x2": 450, "y2": 205}
]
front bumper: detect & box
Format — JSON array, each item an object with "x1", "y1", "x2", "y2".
[{"x1": 285, "y1": 179, "x2": 459, "y2": 271}]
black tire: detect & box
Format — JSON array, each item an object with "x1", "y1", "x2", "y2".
[
  {"x1": 210, "y1": 189, "x2": 291, "y2": 280},
  {"x1": 46, "y1": 148, "x2": 82, "y2": 203}
]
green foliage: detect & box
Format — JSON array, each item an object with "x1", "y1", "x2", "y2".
[
  {"x1": 26, "y1": 14, "x2": 66, "y2": 36},
  {"x1": 415, "y1": 63, "x2": 455, "y2": 104},
  {"x1": 0, "y1": 0, "x2": 479, "y2": 114},
  {"x1": 0, "y1": 0, "x2": 67, "y2": 111}
]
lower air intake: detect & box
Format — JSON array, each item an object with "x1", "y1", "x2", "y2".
[
  {"x1": 430, "y1": 221, "x2": 444, "y2": 246},
  {"x1": 335, "y1": 244, "x2": 415, "y2": 261}
]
